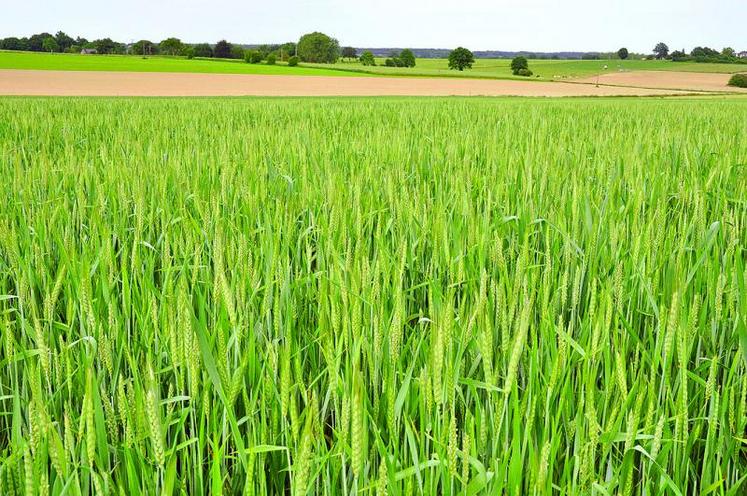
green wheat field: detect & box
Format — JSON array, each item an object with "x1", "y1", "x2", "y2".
[{"x1": 0, "y1": 97, "x2": 746, "y2": 495}]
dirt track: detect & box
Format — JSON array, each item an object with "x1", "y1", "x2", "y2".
[
  {"x1": 0, "y1": 69, "x2": 716, "y2": 97},
  {"x1": 577, "y1": 70, "x2": 746, "y2": 93}
]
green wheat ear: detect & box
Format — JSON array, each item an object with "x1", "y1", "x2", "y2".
[{"x1": 0, "y1": 96, "x2": 744, "y2": 495}]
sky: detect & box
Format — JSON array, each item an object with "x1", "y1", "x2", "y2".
[{"x1": 3, "y1": 0, "x2": 745, "y2": 53}]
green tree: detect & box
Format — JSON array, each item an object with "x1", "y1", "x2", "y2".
[
  {"x1": 448, "y1": 47, "x2": 474, "y2": 71},
  {"x1": 214, "y1": 40, "x2": 232, "y2": 59},
  {"x1": 288, "y1": 55, "x2": 299, "y2": 66},
  {"x1": 266, "y1": 54, "x2": 277, "y2": 65},
  {"x1": 617, "y1": 47, "x2": 629, "y2": 60},
  {"x1": 359, "y1": 50, "x2": 376, "y2": 66},
  {"x1": 399, "y1": 49, "x2": 416, "y2": 67},
  {"x1": 42, "y1": 36, "x2": 59, "y2": 53},
  {"x1": 132, "y1": 40, "x2": 158, "y2": 56},
  {"x1": 193, "y1": 43, "x2": 213, "y2": 57},
  {"x1": 510, "y1": 56, "x2": 529, "y2": 75},
  {"x1": 279, "y1": 42, "x2": 297, "y2": 60},
  {"x1": 342, "y1": 46, "x2": 357, "y2": 60},
  {"x1": 722, "y1": 47, "x2": 735, "y2": 58},
  {"x1": 244, "y1": 50, "x2": 263, "y2": 64},
  {"x1": 28, "y1": 33, "x2": 53, "y2": 51},
  {"x1": 653, "y1": 42, "x2": 669, "y2": 59},
  {"x1": 0, "y1": 37, "x2": 28, "y2": 50},
  {"x1": 230, "y1": 45, "x2": 245, "y2": 59},
  {"x1": 55, "y1": 31, "x2": 75, "y2": 52},
  {"x1": 159, "y1": 38, "x2": 184, "y2": 56},
  {"x1": 93, "y1": 38, "x2": 117, "y2": 54},
  {"x1": 297, "y1": 32, "x2": 340, "y2": 63}
]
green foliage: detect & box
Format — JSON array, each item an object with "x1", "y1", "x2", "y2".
[
  {"x1": 342, "y1": 46, "x2": 357, "y2": 59},
  {"x1": 618, "y1": 47, "x2": 629, "y2": 60},
  {"x1": 42, "y1": 36, "x2": 58, "y2": 53},
  {"x1": 728, "y1": 73, "x2": 747, "y2": 87},
  {"x1": 230, "y1": 45, "x2": 246, "y2": 60},
  {"x1": 28, "y1": 32, "x2": 53, "y2": 51},
  {"x1": 287, "y1": 55, "x2": 299, "y2": 66},
  {"x1": 54, "y1": 31, "x2": 75, "y2": 52},
  {"x1": 93, "y1": 38, "x2": 121, "y2": 55},
  {"x1": 0, "y1": 96, "x2": 745, "y2": 495},
  {"x1": 213, "y1": 40, "x2": 233, "y2": 59},
  {"x1": 266, "y1": 54, "x2": 276, "y2": 65},
  {"x1": 399, "y1": 49, "x2": 416, "y2": 68},
  {"x1": 0, "y1": 37, "x2": 29, "y2": 51},
  {"x1": 192, "y1": 43, "x2": 213, "y2": 58},
  {"x1": 511, "y1": 56, "x2": 529, "y2": 75},
  {"x1": 297, "y1": 32, "x2": 340, "y2": 63},
  {"x1": 359, "y1": 50, "x2": 376, "y2": 66},
  {"x1": 244, "y1": 50, "x2": 263, "y2": 64},
  {"x1": 132, "y1": 40, "x2": 158, "y2": 56},
  {"x1": 448, "y1": 46, "x2": 474, "y2": 71},
  {"x1": 654, "y1": 42, "x2": 669, "y2": 59},
  {"x1": 515, "y1": 68, "x2": 533, "y2": 77},
  {"x1": 159, "y1": 37, "x2": 184, "y2": 56}
]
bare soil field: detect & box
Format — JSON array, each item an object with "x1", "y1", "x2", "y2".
[
  {"x1": 578, "y1": 70, "x2": 747, "y2": 93},
  {"x1": 0, "y1": 69, "x2": 711, "y2": 97}
]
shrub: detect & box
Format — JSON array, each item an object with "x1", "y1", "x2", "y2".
[
  {"x1": 244, "y1": 50, "x2": 263, "y2": 64},
  {"x1": 288, "y1": 56, "x2": 299, "y2": 67},
  {"x1": 359, "y1": 51, "x2": 376, "y2": 66},
  {"x1": 266, "y1": 54, "x2": 277, "y2": 65},
  {"x1": 516, "y1": 68, "x2": 533, "y2": 77},
  {"x1": 728, "y1": 73, "x2": 747, "y2": 88}
]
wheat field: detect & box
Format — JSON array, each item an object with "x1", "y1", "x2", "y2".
[{"x1": 0, "y1": 97, "x2": 746, "y2": 495}]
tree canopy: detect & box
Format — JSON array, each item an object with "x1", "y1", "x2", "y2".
[
  {"x1": 399, "y1": 49, "x2": 416, "y2": 68},
  {"x1": 617, "y1": 47, "x2": 629, "y2": 60},
  {"x1": 653, "y1": 42, "x2": 669, "y2": 59},
  {"x1": 297, "y1": 32, "x2": 340, "y2": 63},
  {"x1": 448, "y1": 47, "x2": 474, "y2": 71},
  {"x1": 132, "y1": 40, "x2": 158, "y2": 56},
  {"x1": 213, "y1": 40, "x2": 233, "y2": 59},
  {"x1": 359, "y1": 50, "x2": 376, "y2": 66},
  {"x1": 342, "y1": 46, "x2": 357, "y2": 59},
  {"x1": 159, "y1": 38, "x2": 184, "y2": 56}
]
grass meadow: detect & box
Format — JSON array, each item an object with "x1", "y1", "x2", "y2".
[
  {"x1": 3, "y1": 50, "x2": 745, "y2": 81},
  {"x1": 322, "y1": 58, "x2": 747, "y2": 80},
  {"x1": 0, "y1": 51, "x2": 362, "y2": 77},
  {"x1": 0, "y1": 96, "x2": 746, "y2": 495}
]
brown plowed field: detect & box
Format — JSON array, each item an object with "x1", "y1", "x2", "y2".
[{"x1": 0, "y1": 69, "x2": 715, "y2": 97}]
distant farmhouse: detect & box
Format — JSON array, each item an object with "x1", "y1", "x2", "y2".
[
  {"x1": 80, "y1": 48, "x2": 97, "y2": 55},
  {"x1": 739, "y1": 51, "x2": 747, "y2": 58}
]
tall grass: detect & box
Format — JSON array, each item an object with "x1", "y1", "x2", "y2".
[{"x1": 0, "y1": 97, "x2": 746, "y2": 495}]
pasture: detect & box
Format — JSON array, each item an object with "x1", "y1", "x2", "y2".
[{"x1": 0, "y1": 96, "x2": 745, "y2": 495}]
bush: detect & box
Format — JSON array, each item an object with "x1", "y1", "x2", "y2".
[
  {"x1": 516, "y1": 68, "x2": 533, "y2": 77},
  {"x1": 359, "y1": 51, "x2": 376, "y2": 66},
  {"x1": 266, "y1": 54, "x2": 276, "y2": 65},
  {"x1": 244, "y1": 50, "x2": 263, "y2": 64},
  {"x1": 288, "y1": 56, "x2": 299, "y2": 67},
  {"x1": 728, "y1": 73, "x2": 747, "y2": 88}
]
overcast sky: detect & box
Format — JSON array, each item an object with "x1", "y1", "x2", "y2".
[{"x1": 3, "y1": 0, "x2": 745, "y2": 53}]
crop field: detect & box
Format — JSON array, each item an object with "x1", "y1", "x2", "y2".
[{"x1": 0, "y1": 96, "x2": 746, "y2": 495}]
